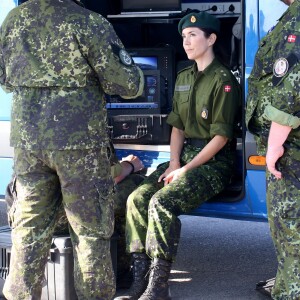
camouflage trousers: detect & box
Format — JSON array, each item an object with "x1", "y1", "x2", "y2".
[
  {"x1": 52, "y1": 173, "x2": 145, "y2": 278},
  {"x1": 126, "y1": 144, "x2": 234, "y2": 262},
  {"x1": 3, "y1": 148, "x2": 115, "y2": 300},
  {"x1": 266, "y1": 154, "x2": 300, "y2": 300}
]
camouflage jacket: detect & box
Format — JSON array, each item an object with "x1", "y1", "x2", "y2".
[
  {"x1": 246, "y1": 0, "x2": 300, "y2": 158},
  {"x1": 0, "y1": 0, "x2": 143, "y2": 150}
]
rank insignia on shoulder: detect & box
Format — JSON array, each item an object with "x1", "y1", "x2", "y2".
[
  {"x1": 273, "y1": 58, "x2": 289, "y2": 77},
  {"x1": 224, "y1": 85, "x2": 231, "y2": 92},
  {"x1": 119, "y1": 49, "x2": 133, "y2": 66},
  {"x1": 287, "y1": 34, "x2": 297, "y2": 43},
  {"x1": 201, "y1": 108, "x2": 208, "y2": 119}
]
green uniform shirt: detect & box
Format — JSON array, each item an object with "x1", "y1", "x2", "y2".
[
  {"x1": 0, "y1": 0, "x2": 143, "y2": 150},
  {"x1": 167, "y1": 59, "x2": 241, "y2": 141},
  {"x1": 246, "y1": 1, "x2": 300, "y2": 157}
]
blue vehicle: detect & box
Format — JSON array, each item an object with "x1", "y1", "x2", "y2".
[{"x1": 0, "y1": 0, "x2": 287, "y2": 221}]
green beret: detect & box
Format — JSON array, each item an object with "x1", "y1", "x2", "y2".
[{"x1": 178, "y1": 12, "x2": 220, "y2": 34}]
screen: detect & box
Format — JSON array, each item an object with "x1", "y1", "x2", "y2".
[
  {"x1": 122, "y1": 0, "x2": 181, "y2": 12},
  {"x1": 106, "y1": 70, "x2": 160, "y2": 114},
  {"x1": 132, "y1": 56, "x2": 158, "y2": 70}
]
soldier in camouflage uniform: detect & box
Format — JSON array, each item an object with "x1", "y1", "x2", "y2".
[
  {"x1": 246, "y1": 0, "x2": 300, "y2": 299},
  {"x1": 0, "y1": 0, "x2": 144, "y2": 299},
  {"x1": 115, "y1": 12, "x2": 241, "y2": 300},
  {"x1": 5, "y1": 143, "x2": 145, "y2": 288}
]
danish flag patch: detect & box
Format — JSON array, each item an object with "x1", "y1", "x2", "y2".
[
  {"x1": 224, "y1": 85, "x2": 232, "y2": 93},
  {"x1": 287, "y1": 35, "x2": 297, "y2": 43}
]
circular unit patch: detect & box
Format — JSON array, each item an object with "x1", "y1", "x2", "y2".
[
  {"x1": 273, "y1": 58, "x2": 289, "y2": 78},
  {"x1": 119, "y1": 49, "x2": 133, "y2": 66}
]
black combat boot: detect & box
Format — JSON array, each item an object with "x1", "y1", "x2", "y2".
[
  {"x1": 138, "y1": 258, "x2": 172, "y2": 300},
  {"x1": 114, "y1": 253, "x2": 151, "y2": 300}
]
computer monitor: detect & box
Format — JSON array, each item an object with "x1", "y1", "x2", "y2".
[{"x1": 106, "y1": 47, "x2": 175, "y2": 115}]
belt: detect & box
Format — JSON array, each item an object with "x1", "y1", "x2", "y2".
[{"x1": 185, "y1": 138, "x2": 207, "y2": 148}]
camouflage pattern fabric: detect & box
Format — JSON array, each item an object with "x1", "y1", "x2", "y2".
[
  {"x1": 5, "y1": 146, "x2": 145, "y2": 283},
  {"x1": 246, "y1": 1, "x2": 300, "y2": 299},
  {"x1": 246, "y1": 1, "x2": 300, "y2": 157},
  {"x1": 113, "y1": 174, "x2": 145, "y2": 276},
  {"x1": 266, "y1": 155, "x2": 300, "y2": 300},
  {"x1": 126, "y1": 144, "x2": 235, "y2": 262},
  {"x1": 52, "y1": 173, "x2": 145, "y2": 277},
  {"x1": 4, "y1": 148, "x2": 115, "y2": 300}
]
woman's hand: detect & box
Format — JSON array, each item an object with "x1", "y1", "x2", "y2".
[
  {"x1": 158, "y1": 160, "x2": 182, "y2": 185},
  {"x1": 162, "y1": 167, "x2": 187, "y2": 185},
  {"x1": 266, "y1": 145, "x2": 284, "y2": 179}
]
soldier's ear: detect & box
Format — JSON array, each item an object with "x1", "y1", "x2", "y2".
[{"x1": 208, "y1": 33, "x2": 217, "y2": 47}]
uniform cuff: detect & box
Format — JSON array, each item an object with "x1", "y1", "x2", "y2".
[
  {"x1": 111, "y1": 163, "x2": 122, "y2": 178},
  {"x1": 210, "y1": 123, "x2": 233, "y2": 139},
  {"x1": 121, "y1": 67, "x2": 144, "y2": 99},
  {"x1": 166, "y1": 112, "x2": 184, "y2": 130},
  {"x1": 263, "y1": 104, "x2": 300, "y2": 129}
]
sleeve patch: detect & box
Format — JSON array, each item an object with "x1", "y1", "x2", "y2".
[
  {"x1": 287, "y1": 34, "x2": 297, "y2": 43},
  {"x1": 272, "y1": 53, "x2": 299, "y2": 86},
  {"x1": 111, "y1": 44, "x2": 133, "y2": 66},
  {"x1": 224, "y1": 85, "x2": 232, "y2": 93},
  {"x1": 273, "y1": 58, "x2": 289, "y2": 77}
]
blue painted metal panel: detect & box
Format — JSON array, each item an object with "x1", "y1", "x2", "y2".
[
  {"x1": 190, "y1": 171, "x2": 268, "y2": 221},
  {"x1": 246, "y1": 170, "x2": 267, "y2": 218},
  {"x1": 245, "y1": 0, "x2": 259, "y2": 67}
]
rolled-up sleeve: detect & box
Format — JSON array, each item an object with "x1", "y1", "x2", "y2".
[
  {"x1": 167, "y1": 111, "x2": 184, "y2": 130},
  {"x1": 111, "y1": 162, "x2": 122, "y2": 179},
  {"x1": 209, "y1": 81, "x2": 240, "y2": 139},
  {"x1": 264, "y1": 61, "x2": 300, "y2": 129},
  {"x1": 264, "y1": 104, "x2": 300, "y2": 129}
]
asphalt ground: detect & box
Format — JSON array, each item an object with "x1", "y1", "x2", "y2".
[{"x1": 115, "y1": 215, "x2": 277, "y2": 300}]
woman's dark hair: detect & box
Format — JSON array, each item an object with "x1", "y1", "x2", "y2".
[
  {"x1": 201, "y1": 28, "x2": 230, "y2": 68},
  {"x1": 201, "y1": 28, "x2": 218, "y2": 38}
]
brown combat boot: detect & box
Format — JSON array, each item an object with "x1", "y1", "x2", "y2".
[
  {"x1": 114, "y1": 253, "x2": 151, "y2": 300},
  {"x1": 138, "y1": 258, "x2": 172, "y2": 300}
]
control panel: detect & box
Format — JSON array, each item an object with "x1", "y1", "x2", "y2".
[{"x1": 182, "y1": 2, "x2": 241, "y2": 14}]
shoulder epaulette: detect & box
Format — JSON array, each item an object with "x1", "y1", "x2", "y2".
[
  {"x1": 214, "y1": 65, "x2": 232, "y2": 83},
  {"x1": 177, "y1": 63, "x2": 193, "y2": 75}
]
